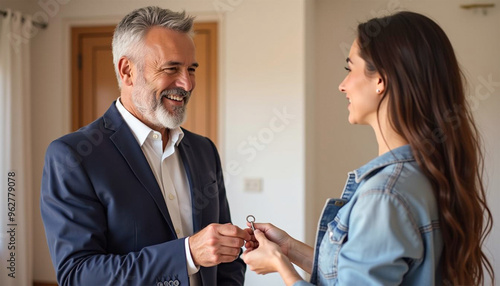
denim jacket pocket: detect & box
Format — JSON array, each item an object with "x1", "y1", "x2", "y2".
[{"x1": 317, "y1": 218, "x2": 348, "y2": 280}]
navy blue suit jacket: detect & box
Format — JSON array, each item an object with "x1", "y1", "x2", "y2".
[{"x1": 41, "y1": 102, "x2": 245, "y2": 286}]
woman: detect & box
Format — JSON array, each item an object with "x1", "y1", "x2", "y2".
[{"x1": 242, "y1": 11, "x2": 494, "y2": 286}]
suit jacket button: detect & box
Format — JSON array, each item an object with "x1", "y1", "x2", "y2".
[
  {"x1": 157, "y1": 282, "x2": 163, "y2": 286},
  {"x1": 173, "y1": 280, "x2": 180, "y2": 286}
]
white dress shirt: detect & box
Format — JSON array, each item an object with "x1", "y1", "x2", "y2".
[{"x1": 116, "y1": 99, "x2": 200, "y2": 285}]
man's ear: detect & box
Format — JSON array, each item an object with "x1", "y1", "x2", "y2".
[{"x1": 118, "y1": 57, "x2": 134, "y2": 87}]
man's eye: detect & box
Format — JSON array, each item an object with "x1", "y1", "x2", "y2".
[
  {"x1": 163, "y1": 67, "x2": 177, "y2": 73},
  {"x1": 344, "y1": 66, "x2": 351, "y2": 73},
  {"x1": 188, "y1": 68, "x2": 196, "y2": 74}
]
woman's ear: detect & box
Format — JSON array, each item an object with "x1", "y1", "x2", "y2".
[
  {"x1": 118, "y1": 57, "x2": 134, "y2": 87},
  {"x1": 375, "y1": 75, "x2": 385, "y2": 95}
]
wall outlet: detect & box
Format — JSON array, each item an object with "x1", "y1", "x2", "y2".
[{"x1": 244, "y1": 178, "x2": 263, "y2": 192}]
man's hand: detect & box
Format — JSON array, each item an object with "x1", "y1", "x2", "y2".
[{"x1": 189, "y1": 223, "x2": 251, "y2": 267}]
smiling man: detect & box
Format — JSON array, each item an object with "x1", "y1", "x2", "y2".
[
  {"x1": 121, "y1": 26, "x2": 198, "y2": 139},
  {"x1": 41, "y1": 6, "x2": 249, "y2": 286}
]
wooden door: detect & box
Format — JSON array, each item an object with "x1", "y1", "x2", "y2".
[
  {"x1": 71, "y1": 26, "x2": 118, "y2": 130},
  {"x1": 71, "y1": 23, "x2": 218, "y2": 145},
  {"x1": 183, "y1": 23, "x2": 218, "y2": 142}
]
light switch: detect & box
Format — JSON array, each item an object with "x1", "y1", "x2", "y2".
[{"x1": 244, "y1": 178, "x2": 262, "y2": 192}]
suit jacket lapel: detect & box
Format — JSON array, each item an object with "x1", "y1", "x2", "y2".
[
  {"x1": 103, "y1": 103, "x2": 177, "y2": 237},
  {"x1": 178, "y1": 134, "x2": 203, "y2": 233}
]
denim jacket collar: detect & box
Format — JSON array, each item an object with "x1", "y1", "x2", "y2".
[{"x1": 353, "y1": 144, "x2": 414, "y2": 183}]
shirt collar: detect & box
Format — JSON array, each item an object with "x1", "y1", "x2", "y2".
[
  {"x1": 354, "y1": 144, "x2": 415, "y2": 183},
  {"x1": 169, "y1": 126, "x2": 184, "y2": 147},
  {"x1": 116, "y1": 98, "x2": 184, "y2": 147}
]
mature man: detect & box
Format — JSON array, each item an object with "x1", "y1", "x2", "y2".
[{"x1": 41, "y1": 6, "x2": 249, "y2": 286}]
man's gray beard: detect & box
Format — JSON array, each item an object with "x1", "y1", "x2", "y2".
[{"x1": 132, "y1": 87, "x2": 188, "y2": 129}]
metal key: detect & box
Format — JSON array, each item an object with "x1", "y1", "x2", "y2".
[{"x1": 246, "y1": 215, "x2": 256, "y2": 231}]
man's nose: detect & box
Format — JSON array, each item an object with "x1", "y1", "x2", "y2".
[{"x1": 175, "y1": 69, "x2": 194, "y2": 92}]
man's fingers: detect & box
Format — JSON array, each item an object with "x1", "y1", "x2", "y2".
[
  {"x1": 218, "y1": 236, "x2": 245, "y2": 248},
  {"x1": 190, "y1": 223, "x2": 251, "y2": 267},
  {"x1": 205, "y1": 245, "x2": 241, "y2": 264},
  {"x1": 243, "y1": 227, "x2": 253, "y2": 236},
  {"x1": 245, "y1": 240, "x2": 258, "y2": 249},
  {"x1": 217, "y1": 245, "x2": 242, "y2": 257},
  {"x1": 218, "y1": 223, "x2": 251, "y2": 241}
]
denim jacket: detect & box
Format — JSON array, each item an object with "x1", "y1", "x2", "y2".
[{"x1": 295, "y1": 145, "x2": 442, "y2": 286}]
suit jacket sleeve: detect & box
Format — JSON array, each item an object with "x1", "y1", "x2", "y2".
[{"x1": 41, "y1": 139, "x2": 189, "y2": 286}]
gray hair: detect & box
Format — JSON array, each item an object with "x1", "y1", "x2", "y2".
[{"x1": 112, "y1": 6, "x2": 195, "y2": 88}]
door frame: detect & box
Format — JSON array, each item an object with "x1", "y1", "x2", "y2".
[{"x1": 68, "y1": 20, "x2": 220, "y2": 141}]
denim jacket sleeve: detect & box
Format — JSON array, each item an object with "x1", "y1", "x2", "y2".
[
  {"x1": 337, "y1": 189, "x2": 423, "y2": 285},
  {"x1": 292, "y1": 280, "x2": 315, "y2": 286}
]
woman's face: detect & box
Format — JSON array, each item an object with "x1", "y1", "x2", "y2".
[{"x1": 338, "y1": 40, "x2": 384, "y2": 126}]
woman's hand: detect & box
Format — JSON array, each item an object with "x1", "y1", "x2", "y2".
[
  {"x1": 243, "y1": 229, "x2": 302, "y2": 285},
  {"x1": 242, "y1": 229, "x2": 286, "y2": 274},
  {"x1": 245, "y1": 222, "x2": 293, "y2": 257}
]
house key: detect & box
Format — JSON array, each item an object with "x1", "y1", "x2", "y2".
[{"x1": 246, "y1": 215, "x2": 256, "y2": 231}]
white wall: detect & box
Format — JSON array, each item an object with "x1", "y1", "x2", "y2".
[
  {"x1": 22, "y1": 0, "x2": 309, "y2": 284},
  {"x1": 221, "y1": 0, "x2": 307, "y2": 284},
  {"x1": 314, "y1": 0, "x2": 500, "y2": 284}
]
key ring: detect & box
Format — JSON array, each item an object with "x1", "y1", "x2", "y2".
[{"x1": 246, "y1": 215, "x2": 256, "y2": 231}]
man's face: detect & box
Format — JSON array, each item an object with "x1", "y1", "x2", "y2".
[{"x1": 131, "y1": 27, "x2": 198, "y2": 129}]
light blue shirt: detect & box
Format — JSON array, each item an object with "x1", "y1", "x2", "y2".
[{"x1": 295, "y1": 145, "x2": 442, "y2": 286}]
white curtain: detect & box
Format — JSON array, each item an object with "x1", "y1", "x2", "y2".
[{"x1": 0, "y1": 9, "x2": 33, "y2": 286}]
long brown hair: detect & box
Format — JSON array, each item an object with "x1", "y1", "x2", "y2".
[{"x1": 356, "y1": 11, "x2": 494, "y2": 285}]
